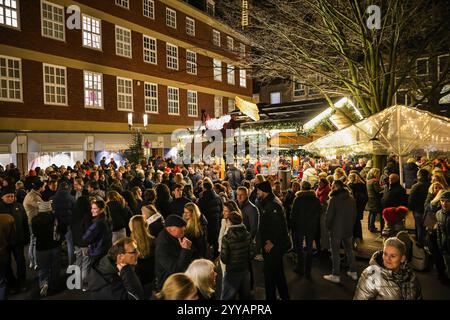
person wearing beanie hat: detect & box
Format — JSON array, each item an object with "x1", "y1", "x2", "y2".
[
  {"x1": 154, "y1": 214, "x2": 193, "y2": 290},
  {"x1": 0, "y1": 185, "x2": 30, "y2": 293},
  {"x1": 255, "y1": 179, "x2": 291, "y2": 300}
]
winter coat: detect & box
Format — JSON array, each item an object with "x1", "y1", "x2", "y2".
[
  {"x1": 198, "y1": 190, "x2": 223, "y2": 243},
  {"x1": 408, "y1": 181, "x2": 430, "y2": 214},
  {"x1": 51, "y1": 189, "x2": 75, "y2": 227},
  {"x1": 71, "y1": 195, "x2": 92, "y2": 247},
  {"x1": 291, "y1": 190, "x2": 321, "y2": 236},
  {"x1": 0, "y1": 200, "x2": 29, "y2": 246},
  {"x1": 31, "y1": 211, "x2": 63, "y2": 251},
  {"x1": 326, "y1": 188, "x2": 357, "y2": 239},
  {"x1": 239, "y1": 199, "x2": 259, "y2": 241},
  {"x1": 170, "y1": 196, "x2": 191, "y2": 217},
  {"x1": 366, "y1": 178, "x2": 383, "y2": 212},
  {"x1": 382, "y1": 182, "x2": 408, "y2": 210},
  {"x1": 186, "y1": 225, "x2": 208, "y2": 259},
  {"x1": 88, "y1": 255, "x2": 144, "y2": 300},
  {"x1": 82, "y1": 213, "x2": 112, "y2": 258},
  {"x1": 436, "y1": 208, "x2": 450, "y2": 253},
  {"x1": 316, "y1": 185, "x2": 331, "y2": 206},
  {"x1": 23, "y1": 189, "x2": 43, "y2": 224},
  {"x1": 155, "y1": 198, "x2": 173, "y2": 219},
  {"x1": 16, "y1": 188, "x2": 27, "y2": 204},
  {"x1": 257, "y1": 193, "x2": 291, "y2": 254},
  {"x1": 41, "y1": 187, "x2": 56, "y2": 202},
  {"x1": 348, "y1": 182, "x2": 368, "y2": 220},
  {"x1": 220, "y1": 224, "x2": 253, "y2": 273},
  {"x1": 147, "y1": 213, "x2": 164, "y2": 238},
  {"x1": 0, "y1": 214, "x2": 15, "y2": 266},
  {"x1": 354, "y1": 250, "x2": 422, "y2": 300},
  {"x1": 282, "y1": 190, "x2": 296, "y2": 228},
  {"x1": 404, "y1": 163, "x2": 419, "y2": 189},
  {"x1": 107, "y1": 201, "x2": 132, "y2": 232},
  {"x1": 225, "y1": 168, "x2": 244, "y2": 190},
  {"x1": 154, "y1": 229, "x2": 193, "y2": 290}
]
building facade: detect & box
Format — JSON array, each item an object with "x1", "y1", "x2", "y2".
[{"x1": 0, "y1": 0, "x2": 252, "y2": 171}]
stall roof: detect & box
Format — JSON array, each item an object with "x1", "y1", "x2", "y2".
[{"x1": 302, "y1": 105, "x2": 450, "y2": 157}]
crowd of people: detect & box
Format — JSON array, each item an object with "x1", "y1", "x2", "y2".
[{"x1": 0, "y1": 154, "x2": 449, "y2": 300}]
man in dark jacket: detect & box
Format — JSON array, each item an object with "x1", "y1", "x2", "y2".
[
  {"x1": 41, "y1": 180, "x2": 58, "y2": 201},
  {"x1": 0, "y1": 213, "x2": 15, "y2": 300},
  {"x1": 255, "y1": 181, "x2": 291, "y2": 300},
  {"x1": 236, "y1": 187, "x2": 259, "y2": 241},
  {"x1": 170, "y1": 184, "x2": 191, "y2": 217},
  {"x1": 225, "y1": 164, "x2": 244, "y2": 191},
  {"x1": 88, "y1": 237, "x2": 144, "y2": 300},
  {"x1": 51, "y1": 182, "x2": 76, "y2": 265},
  {"x1": 324, "y1": 180, "x2": 358, "y2": 284},
  {"x1": 154, "y1": 215, "x2": 193, "y2": 290},
  {"x1": 128, "y1": 172, "x2": 145, "y2": 193},
  {"x1": 198, "y1": 179, "x2": 223, "y2": 259},
  {"x1": 291, "y1": 181, "x2": 321, "y2": 277},
  {"x1": 408, "y1": 169, "x2": 430, "y2": 247},
  {"x1": 220, "y1": 212, "x2": 254, "y2": 300},
  {"x1": 0, "y1": 186, "x2": 29, "y2": 292},
  {"x1": 382, "y1": 174, "x2": 408, "y2": 209},
  {"x1": 283, "y1": 181, "x2": 300, "y2": 231}
]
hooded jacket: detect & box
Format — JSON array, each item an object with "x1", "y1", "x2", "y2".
[
  {"x1": 326, "y1": 188, "x2": 357, "y2": 239},
  {"x1": 220, "y1": 224, "x2": 254, "y2": 273},
  {"x1": 87, "y1": 255, "x2": 144, "y2": 300},
  {"x1": 354, "y1": 250, "x2": 422, "y2": 300}
]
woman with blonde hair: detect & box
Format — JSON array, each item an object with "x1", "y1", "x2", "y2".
[
  {"x1": 185, "y1": 259, "x2": 217, "y2": 300},
  {"x1": 431, "y1": 173, "x2": 449, "y2": 190},
  {"x1": 129, "y1": 215, "x2": 155, "y2": 290},
  {"x1": 131, "y1": 186, "x2": 143, "y2": 211},
  {"x1": 183, "y1": 203, "x2": 208, "y2": 258},
  {"x1": 333, "y1": 167, "x2": 347, "y2": 183},
  {"x1": 106, "y1": 190, "x2": 132, "y2": 242},
  {"x1": 141, "y1": 204, "x2": 164, "y2": 238},
  {"x1": 155, "y1": 273, "x2": 198, "y2": 300},
  {"x1": 347, "y1": 172, "x2": 368, "y2": 248}
]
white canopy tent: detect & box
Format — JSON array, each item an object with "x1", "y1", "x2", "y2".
[{"x1": 302, "y1": 105, "x2": 450, "y2": 185}]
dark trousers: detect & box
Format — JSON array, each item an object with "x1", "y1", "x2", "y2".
[
  {"x1": 296, "y1": 232, "x2": 314, "y2": 275},
  {"x1": 262, "y1": 250, "x2": 289, "y2": 300},
  {"x1": 221, "y1": 270, "x2": 251, "y2": 300},
  {"x1": 36, "y1": 247, "x2": 61, "y2": 291},
  {"x1": 353, "y1": 219, "x2": 363, "y2": 240},
  {"x1": 369, "y1": 210, "x2": 384, "y2": 232},
  {"x1": 11, "y1": 246, "x2": 26, "y2": 285},
  {"x1": 428, "y1": 230, "x2": 447, "y2": 277},
  {"x1": 413, "y1": 211, "x2": 425, "y2": 246},
  {"x1": 0, "y1": 257, "x2": 8, "y2": 300}
]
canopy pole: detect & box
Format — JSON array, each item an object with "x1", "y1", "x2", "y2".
[{"x1": 397, "y1": 106, "x2": 404, "y2": 187}]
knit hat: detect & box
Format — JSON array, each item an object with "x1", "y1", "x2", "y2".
[
  {"x1": 164, "y1": 214, "x2": 187, "y2": 228},
  {"x1": 38, "y1": 201, "x2": 53, "y2": 212},
  {"x1": 28, "y1": 169, "x2": 37, "y2": 177},
  {"x1": 439, "y1": 191, "x2": 450, "y2": 201},
  {"x1": 0, "y1": 186, "x2": 15, "y2": 198},
  {"x1": 255, "y1": 181, "x2": 272, "y2": 194}
]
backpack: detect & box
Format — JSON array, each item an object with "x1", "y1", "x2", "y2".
[{"x1": 410, "y1": 242, "x2": 431, "y2": 271}]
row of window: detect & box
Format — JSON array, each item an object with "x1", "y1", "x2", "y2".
[
  {"x1": 1, "y1": 1, "x2": 244, "y2": 57},
  {"x1": 0, "y1": 55, "x2": 235, "y2": 117}
]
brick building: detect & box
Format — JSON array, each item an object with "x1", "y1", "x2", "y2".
[{"x1": 0, "y1": 0, "x2": 252, "y2": 172}]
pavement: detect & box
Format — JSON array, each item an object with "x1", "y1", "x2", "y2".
[{"x1": 7, "y1": 212, "x2": 450, "y2": 300}]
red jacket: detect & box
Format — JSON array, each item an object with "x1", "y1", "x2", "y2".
[
  {"x1": 382, "y1": 207, "x2": 407, "y2": 227},
  {"x1": 316, "y1": 185, "x2": 331, "y2": 206}
]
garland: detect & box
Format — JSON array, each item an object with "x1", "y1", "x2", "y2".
[{"x1": 243, "y1": 118, "x2": 334, "y2": 136}]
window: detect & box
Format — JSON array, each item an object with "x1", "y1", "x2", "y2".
[
  {"x1": 395, "y1": 89, "x2": 410, "y2": 105},
  {"x1": 186, "y1": 17, "x2": 195, "y2": 36},
  {"x1": 166, "y1": 43, "x2": 178, "y2": 70},
  {"x1": 41, "y1": 1, "x2": 65, "y2": 41},
  {"x1": 43, "y1": 63, "x2": 67, "y2": 105},
  {"x1": 270, "y1": 92, "x2": 281, "y2": 104},
  {"x1": 82, "y1": 15, "x2": 101, "y2": 50},
  {"x1": 143, "y1": 35, "x2": 157, "y2": 64},
  {"x1": 143, "y1": 0, "x2": 154, "y2": 19},
  {"x1": 228, "y1": 98, "x2": 235, "y2": 113},
  {"x1": 416, "y1": 58, "x2": 429, "y2": 76},
  {"x1": 0, "y1": 0, "x2": 19, "y2": 28},
  {"x1": 240, "y1": 43, "x2": 245, "y2": 57},
  {"x1": 84, "y1": 71, "x2": 103, "y2": 108},
  {"x1": 213, "y1": 59, "x2": 222, "y2": 81},
  {"x1": 239, "y1": 69, "x2": 246, "y2": 87},
  {"x1": 438, "y1": 54, "x2": 449, "y2": 77},
  {"x1": 187, "y1": 90, "x2": 197, "y2": 117},
  {"x1": 227, "y1": 36, "x2": 234, "y2": 51},
  {"x1": 115, "y1": 26, "x2": 132, "y2": 58},
  {"x1": 117, "y1": 77, "x2": 133, "y2": 111},
  {"x1": 293, "y1": 80, "x2": 306, "y2": 97},
  {"x1": 0, "y1": 56, "x2": 22, "y2": 101},
  {"x1": 213, "y1": 29, "x2": 220, "y2": 47},
  {"x1": 167, "y1": 87, "x2": 179, "y2": 115},
  {"x1": 308, "y1": 74, "x2": 322, "y2": 95},
  {"x1": 115, "y1": 0, "x2": 129, "y2": 9},
  {"x1": 227, "y1": 64, "x2": 235, "y2": 85},
  {"x1": 206, "y1": 0, "x2": 215, "y2": 16},
  {"x1": 144, "y1": 82, "x2": 158, "y2": 113},
  {"x1": 166, "y1": 8, "x2": 176, "y2": 29},
  {"x1": 186, "y1": 50, "x2": 197, "y2": 75},
  {"x1": 214, "y1": 96, "x2": 222, "y2": 117}
]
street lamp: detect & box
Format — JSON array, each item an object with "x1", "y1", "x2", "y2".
[{"x1": 128, "y1": 113, "x2": 148, "y2": 131}]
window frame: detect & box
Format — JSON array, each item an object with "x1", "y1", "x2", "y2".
[
  {"x1": 213, "y1": 59, "x2": 222, "y2": 82},
  {"x1": 166, "y1": 7, "x2": 177, "y2": 29},
  {"x1": 239, "y1": 68, "x2": 247, "y2": 88},
  {"x1": 293, "y1": 80, "x2": 306, "y2": 97},
  {"x1": 166, "y1": 43, "x2": 178, "y2": 70},
  {"x1": 83, "y1": 70, "x2": 103, "y2": 109},
  {"x1": 186, "y1": 50, "x2": 197, "y2": 75},
  {"x1": 187, "y1": 90, "x2": 198, "y2": 117},
  {"x1": 144, "y1": 82, "x2": 158, "y2": 114},
  {"x1": 228, "y1": 98, "x2": 235, "y2": 113},
  {"x1": 41, "y1": 0, "x2": 65, "y2": 41},
  {"x1": 82, "y1": 14, "x2": 102, "y2": 51},
  {"x1": 186, "y1": 16, "x2": 195, "y2": 36},
  {"x1": 227, "y1": 64, "x2": 235, "y2": 85},
  {"x1": 0, "y1": 0, "x2": 20, "y2": 29},
  {"x1": 42, "y1": 63, "x2": 68, "y2": 106},
  {"x1": 227, "y1": 36, "x2": 234, "y2": 51},
  {"x1": 438, "y1": 54, "x2": 449, "y2": 77},
  {"x1": 143, "y1": 0, "x2": 155, "y2": 19},
  {"x1": 143, "y1": 35, "x2": 157, "y2": 65},
  {"x1": 214, "y1": 95, "x2": 223, "y2": 118},
  {"x1": 167, "y1": 86, "x2": 180, "y2": 115},
  {"x1": 116, "y1": 77, "x2": 134, "y2": 111},
  {"x1": 416, "y1": 57, "x2": 429, "y2": 76},
  {"x1": 0, "y1": 55, "x2": 23, "y2": 102},
  {"x1": 213, "y1": 29, "x2": 221, "y2": 47},
  {"x1": 115, "y1": 0, "x2": 129, "y2": 9},
  {"x1": 270, "y1": 92, "x2": 281, "y2": 104}
]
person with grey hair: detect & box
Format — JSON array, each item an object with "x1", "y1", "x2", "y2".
[{"x1": 354, "y1": 237, "x2": 422, "y2": 300}]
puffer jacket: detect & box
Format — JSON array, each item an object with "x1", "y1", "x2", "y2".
[
  {"x1": 220, "y1": 224, "x2": 254, "y2": 273},
  {"x1": 82, "y1": 214, "x2": 112, "y2": 258},
  {"x1": 436, "y1": 208, "x2": 450, "y2": 253},
  {"x1": 51, "y1": 189, "x2": 75, "y2": 227},
  {"x1": 354, "y1": 250, "x2": 422, "y2": 300}
]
